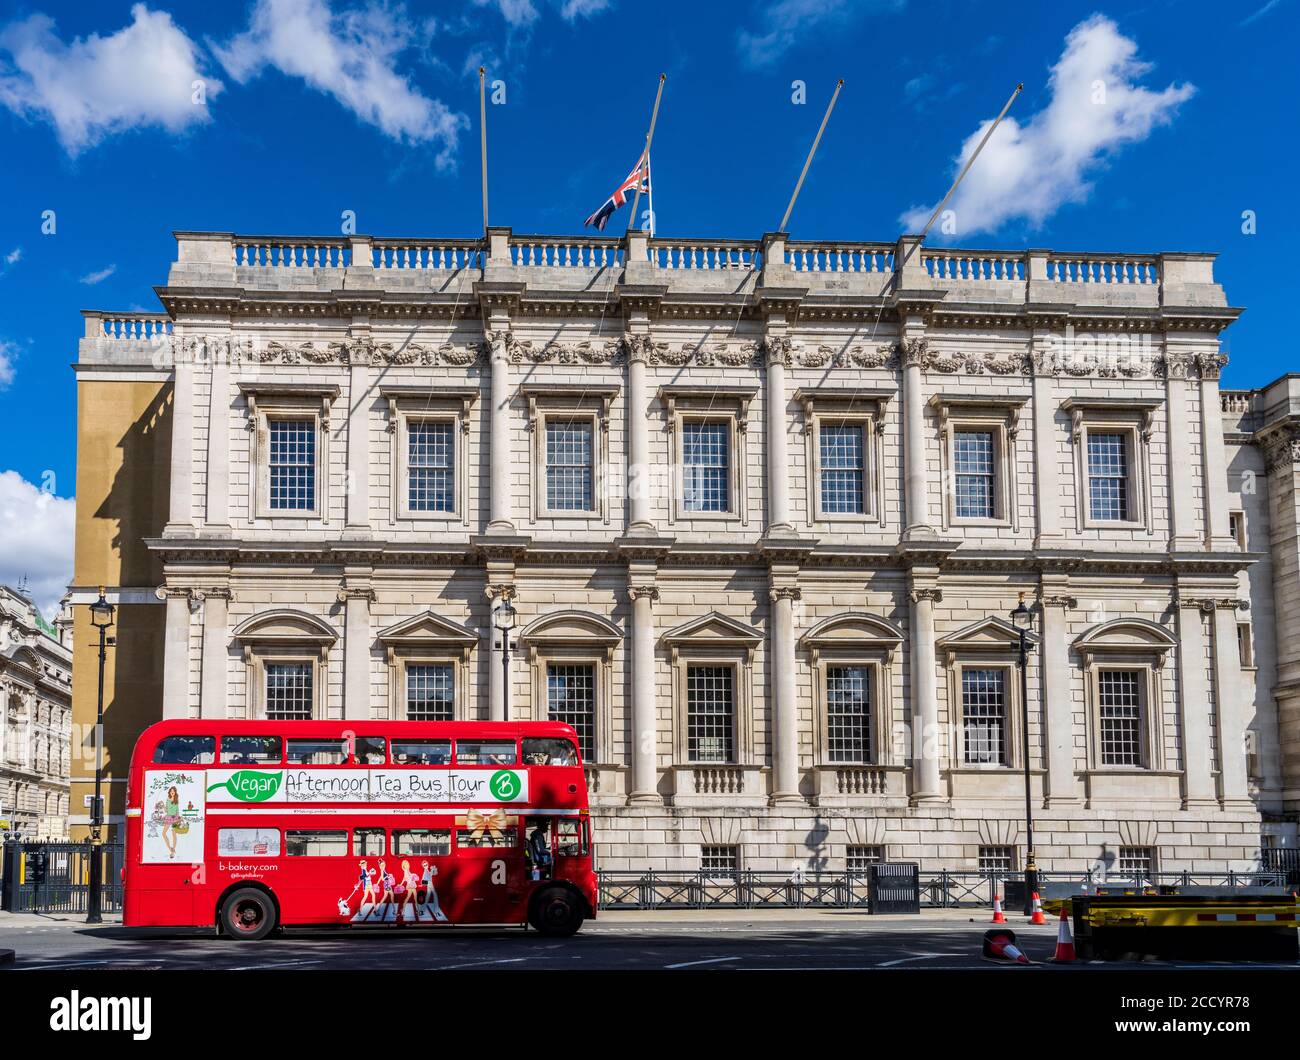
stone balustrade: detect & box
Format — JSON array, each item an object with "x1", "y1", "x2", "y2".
[
  {"x1": 921, "y1": 247, "x2": 1024, "y2": 282},
  {"x1": 787, "y1": 241, "x2": 893, "y2": 274},
  {"x1": 508, "y1": 235, "x2": 623, "y2": 268},
  {"x1": 83, "y1": 312, "x2": 174, "y2": 341},
  {"x1": 372, "y1": 239, "x2": 483, "y2": 270},
  {"x1": 234, "y1": 236, "x2": 352, "y2": 268},
  {"x1": 1044, "y1": 252, "x2": 1159, "y2": 285},
  {"x1": 647, "y1": 239, "x2": 762, "y2": 270}
]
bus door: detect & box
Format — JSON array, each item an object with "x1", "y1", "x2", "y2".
[
  {"x1": 553, "y1": 816, "x2": 591, "y2": 885},
  {"x1": 281, "y1": 826, "x2": 351, "y2": 923},
  {"x1": 451, "y1": 811, "x2": 528, "y2": 924}
]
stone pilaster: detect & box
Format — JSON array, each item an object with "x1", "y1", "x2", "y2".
[
  {"x1": 486, "y1": 323, "x2": 514, "y2": 533},
  {"x1": 1212, "y1": 598, "x2": 1252, "y2": 806},
  {"x1": 627, "y1": 575, "x2": 660, "y2": 803},
  {"x1": 764, "y1": 332, "x2": 794, "y2": 534},
  {"x1": 1038, "y1": 583, "x2": 1080, "y2": 805},
  {"x1": 1174, "y1": 592, "x2": 1217, "y2": 807},
  {"x1": 165, "y1": 355, "x2": 194, "y2": 535},
  {"x1": 157, "y1": 587, "x2": 193, "y2": 719},
  {"x1": 337, "y1": 580, "x2": 375, "y2": 721},
  {"x1": 344, "y1": 338, "x2": 373, "y2": 534},
  {"x1": 203, "y1": 338, "x2": 231, "y2": 532},
  {"x1": 1196, "y1": 351, "x2": 1238, "y2": 552},
  {"x1": 900, "y1": 329, "x2": 934, "y2": 540},
  {"x1": 484, "y1": 580, "x2": 516, "y2": 721},
  {"x1": 198, "y1": 587, "x2": 231, "y2": 718},
  {"x1": 625, "y1": 334, "x2": 654, "y2": 532},
  {"x1": 909, "y1": 578, "x2": 942, "y2": 800},
  {"x1": 768, "y1": 578, "x2": 802, "y2": 803},
  {"x1": 1030, "y1": 328, "x2": 1065, "y2": 547},
  {"x1": 1163, "y1": 349, "x2": 1201, "y2": 551}
]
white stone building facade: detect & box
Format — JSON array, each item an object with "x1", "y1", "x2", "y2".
[{"x1": 75, "y1": 229, "x2": 1300, "y2": 873}]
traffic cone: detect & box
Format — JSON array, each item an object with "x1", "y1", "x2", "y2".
[
  {"x1": 1029, "y1": 892, "x2": 1047, "y2": 925},
  {"x1": 1049, "y1": 905, "x2": 1076, "y2": 963},
  {"x1": 991, "y1": 893, "x2": 1007, "y2": 924},
  {"x1": 983, "y1": 928, "x2": 1031, "y2": 964}
]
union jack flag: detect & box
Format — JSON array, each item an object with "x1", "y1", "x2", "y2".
[{"x1": 583, "y1": 149, "x2": 650, "y2": 231}]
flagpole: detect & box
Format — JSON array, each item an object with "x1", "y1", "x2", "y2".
[
  {"x1": 778, "y1": 79, "x2": 843, "y2": 233},
  {"x1": 479, "y1": 66, "x2": 490, "y2": 235},
  {"x1": 647, "y1": 151, "x2": 655, "y2": 238},
  {"x1": 627, "y1": 73, "x2": 666, "y2": 235}
]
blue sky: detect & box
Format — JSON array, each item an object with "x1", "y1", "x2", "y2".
[{"x1": 0, "y1": 0, "x2": 1296, "y2": 610}]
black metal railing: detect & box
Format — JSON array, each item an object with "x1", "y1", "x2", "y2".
[{"x1": 1, "y1": 841, "x2": 124, "y2": 914}]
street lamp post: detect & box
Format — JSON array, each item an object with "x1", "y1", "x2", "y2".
[
  {"x1": 493, "y1": 597, "x2": 517, "y2": 721},
  {"x1": 1009, "y1": 592, "x2": 1037, "y2": 910},
  {"x1": 86, "y1": 587, "x2": 115, "y2": 925}
]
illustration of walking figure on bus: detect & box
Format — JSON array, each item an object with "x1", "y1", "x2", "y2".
[{"x1": 341, "y1": 855, "x2": 449, "y2": 924}]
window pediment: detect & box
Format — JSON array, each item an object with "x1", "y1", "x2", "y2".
[
  {"x1": 800, "y1": 613, "x2": 903, "y2": 663},
  {"x1": 661, "y1": 612, "x2": 762, "y2": 660},
  {"x1": 377, "y1": 612, "x2": 478, "y2": 657},
  {"x1": 937, "y1": 616, "x2": 1036, "y2": 661},
  {"x1": 520, "y1": 610, "x2": 622, "y2": 659},
  {"x1": 231, "y1": 609, "x2": 337, "y2": 648},
  {"x1": 1074, "y1": 618, "x2": 1176, "y2": 662}
]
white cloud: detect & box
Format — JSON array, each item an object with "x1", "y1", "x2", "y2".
[
  {"x1": 900, "y1": 15, "x2": 1194, "y2": 237},
  {"x1": 213, "y1": 0, "x2": 467, "y2": 163},
  {"x1": 559, "y1": 0, "x2": 612, "y2": 19},
  {"x1": 0, "y1": 470, "x2": 74, "y2": 617},
  {"x1": 0, "y1": 340, "x2": 15, "y2": 387},
  {"x1": 80, "y1": 264, "x2": 117, "y2": 285},
  {"x1": 0, "y1": 3, "x2": 221, "y2": 156},
  {"x1": 475, "y1": 0, "x2": 540, "y2": 26},
  {"x1": 4, "y1": 248, "x2": 19, "y2": 265},
  {"x1": 738, "y1": 0, "x2": 903, "y2": 69}
]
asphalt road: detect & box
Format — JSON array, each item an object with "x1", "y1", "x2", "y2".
[{"x1": 3, "y1": 909, "x2": 1295, "y2": 971}]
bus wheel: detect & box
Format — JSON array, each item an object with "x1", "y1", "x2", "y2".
[
  {"x1": 528, "y1": 886, "x2": 584, "y2": 937},
  {"x1": 220, "y1": 888, "x2": 277, "y2": 941}
]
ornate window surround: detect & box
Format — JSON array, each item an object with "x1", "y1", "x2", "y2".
[
  {"x1": 375, "y1": 611, "x2": 478, "y2": 720},
  {"x1": 938, "y1": 617, "x2": 1037, "y2": 772},
  {"x1": 929, "y1": 393, "x2": 1027, "y2": 531},
  {"x1": 658, "y1": 385, "x2": 756, "y2": 526},
  {"x1": 794, "y1": 388, "x2": 892, "y2": 526},
  {"x1": 1061, "y1": 396, "x2": 1161, "y2": 535},
  {"x1": 518, "y1": 610, "x2": 622, "y2": 764},
  {"x1": 231, "y1": 609, "x2": 337, "y2": 719},
  {"x1": 239, "y1": 382, "x2": 340, "y2": 523},
  {"x1": 1074, "y1": 618, "x2": 1176, "y2": 772},
  {"x1": 382, "y1": 385, "x2": 477, "y2": 526},
  {"x1": 521, "y1": 384, "x2": 618, "y2": 524}
]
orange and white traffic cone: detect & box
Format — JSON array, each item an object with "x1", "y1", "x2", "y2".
[
  {"x1": 983, "y1": 928, "x2": 1031, "y2": 964},
  {"x1": 991, "y1": 893, "x2": 1007, "y2": 924},
  {"x1": 1049, "y1": 905, "x2": 1076, "y2": 962},
  {"x1": 1029, "y1": 892, "x2": 1047, "y2": 925}
]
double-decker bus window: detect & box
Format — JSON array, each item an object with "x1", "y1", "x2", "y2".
[
  {"x1": 218, "y1": 828, "x2": 280, "y2": 857},
  {"x1": 220, "y1": 735, "x2": 282, "y2": 764},
  {"x1": 457, "y1": 827, "x2": 518, "y2": 849},
  {"x1": 456, "y1": 740, "x2": 517, "y2": 765},
  {"x1": 152, "y1": 735, "x2": 215, "y2": 764},
  {"x1": 285, "y1": 830, "x2": 348, "y2": 856},
  {"x1": 556, "y1": 819, "x2": 589, "y2": 857},
  {"x1": 352, "y1": 828, "x2": 385, "y2": 856},
  {"x1": 391, "y1": 740, "x2": 451, "y2": 765},
  {"x1": 522, "y1": 737, "x2": 580, "y2": 767},
  {"x1": 354, "y1": 736, "x2": 387, "y2": 763},
  {"x1": 393, "y1": 829, "x2": 451, "y2": 856}
]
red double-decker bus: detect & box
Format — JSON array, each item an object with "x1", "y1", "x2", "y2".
[{"x1": 123, "y1": 719, "x2": 597, "y2": 940}]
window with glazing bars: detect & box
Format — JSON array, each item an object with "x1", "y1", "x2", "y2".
[
  {"x1": 545, "y1": 420, "x2": 594, "y2": 511},
  {"x1": 546, "y1": 664, "x2": 596, "y2": 760},
  {"x1": 406, "y1": 663, "x2": 453, "y2": 721},
  {"x1": 1087, "y1": 431, "x2": 1130, "y2": 521},
  {"x1": 962, "y1": 668, "x2": 1007, "y2": 765},
  {"x1": 847, "y1": 846, "x2": 884, "y2": 872},
  {"x1": 1117, "y1": 846, "x2": 1154, "y2": 877},
  {"x1": 953, "y1": 430, "x2": 995, "y2": 519},
  {"x1": 978, "y1": 846, "x2": 1016, "y2": 873},
  {"x1": 825, "y1": 665, "x2": 872, "y2": 763},
  {"x1": 408, "y1": 421, "x2": 454, "y2": 512},
  {"x1": 268, "y1": 419, "x2": 316, "y2": 510},
  {"x1": 682, "y1": 421, "x2": 730, "y2": 512},
  {"x1": 1098, "y1": 670, "x2": 1143, "y2": 766},
  {"x1": 701, "y1": 845, "x2": 739, "y2": 873},
  {"x1": 820, "y1": 424, "x2": 865, "y2": 514},
  {"x1": 687, "y1": 665, "x2": 734, "y2": 762},
  {"x1": 265, "y1": 662, "x2": 313, "y2": 720}
]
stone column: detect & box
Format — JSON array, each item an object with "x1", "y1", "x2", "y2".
[
  {"x1": 764, "y1": 334, "x2": 793, "y2": 533},
  {"x1": 166, "y1": 355, "x2": 194, "y2": 533},
  {"x1": 199, "y1": 588, "x2": 230, "y2": 718},
  {"x1": 344, "y1": 341, "x2": 372, "y2": 533},
  {"x1": 1212, "y1": 600, "x2": 1251, "y2": 805},
  {"x1": 204, "y1": 339, "x2": 231, "y2": 531},
  {"x1": 769, "y1": 582, "x2": 802, "y2": 803},
  {"x1": 1039, "y1": 585, "x2": 1079, "y2": 805},
  {"x1": 485, "y1": 582, "x2": 515, "y2": 721},
  {"x1": 1175, "y1": 593, "x2": 1216, "y2": 806},
  {"x1": 1163, "y1": 351, "x2": 1200, "y2": 550},
  {"x1": 900, "y1": 332, "x2": 934, "y2": 539},
  {"x1": 1029, "y1": 335, "x2": 1064, "y2": 547},
  {"x1": 627, "y1": 579, "x2": 660, "y2": 802},
  {"x1": 158, "y1": 587, "x2": 192, "y2": 719},
  {"x1": 338, "y1": 583, "x2": 374, "y2": 721},
  {"x1": 909, "y1": 582, "x2": 942, "y2": 800},
  {"x1": 487, "y1": 325, "x2": 514, "y2": 532},
  {"x1": 1197, "y1": 352, "x2": 1237, "y2": 551},
  {"x1": 625, "y1": 335, "x2": 654, "y2": 532}
]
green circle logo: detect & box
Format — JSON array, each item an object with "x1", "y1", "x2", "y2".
[{"x1": 489, "y1": 770, "x2": 519, "y2": 801}]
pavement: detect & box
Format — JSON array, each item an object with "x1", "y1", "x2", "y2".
[{"x1": 2, "y1": 907, "x2": 1297, "y2": 970}]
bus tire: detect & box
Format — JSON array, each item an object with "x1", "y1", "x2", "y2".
[
  {"x1": 528, "y1": 885, "x2": 585, "y2": 937},
  {"x1": 220, "y1": 887, "x2": 278, "y2": 941}
]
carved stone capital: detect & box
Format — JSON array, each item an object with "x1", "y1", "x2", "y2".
[
  {"x1": 628, "y1": 584, "x2": 659, "y2": 602},
  {"x1": 484, "y1": 583, "x2": 517, "y2": 602},
  {"x1": 336, "y1": 586, "x2": 376, "y2": 605},
  {"x1": 1039, "y1": 594, "x2": 1077, "y2": 610},
  {"x1": 900, "y1": 337, "x2": 930, "y2": 369},
  {"x1": 909, "y1": 587, "x2": 943, "y2": 604},
  {"x1": 769, "y1": 586, "x2": 802, "y2": 602}
]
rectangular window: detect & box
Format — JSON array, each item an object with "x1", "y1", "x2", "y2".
[
  {"x1": 455, "y1": 741, "x2": 517, "y2": 766},
  {"x1": 152, "y1": 735, "x2": 215, "y2": 765},
  {"x1": 352, "y1": 828, "x2": 385, "y2": 856},
  {"x1": 390, "y1": 739, "x2": 452, "y2": 766},
  {"x1": 1238, "y1": 622, "x2": 1254, "y2": 667},
  {"x1": 687, "y1": 665, "x2": 735, "y2": 763},
  {"x1": 1228, "y1": 510, "x2": 1246, "y2": 549},
  {"x1": 1087, "y1": 431, "x2": 1130, "y2": 521},
  {"x1": 820, "y1": 424, "x2": 865, "y2": 514},
  {"x1": 825, "y1": 665, "x2": 872, "y2": 763},
  {"x1": 406, "y1": 664, "x2": 454, "y2": 721},
  {"x1": 286, "y1": 736, "x2": 385, "y2": 765},
  {"x1": 557, "y1": 819, "x2": 589, "y2": 857},
  {"x1": 522, "y1": 737, "x2": 581, "y2": 767},
  {"x1": 1098, "y1": 670, "x2": 1143, "y2": 766},
  {"x1": 393, "y1": 829, "x2": 451, "y2": 857},
  {"x1": 265, "y1": 663, "x2": 313, "y2": 721},
  {"x1": 220, "y1": 735, "x2": 282, "y2": 765},
  {"x1": 408, "y1": 421, "x2": 454, "y2": 513},
  {"x1": 285, "y1": 830, "x2": 348, "y2": 857},
  {"x1": 701, "y1": 845, "x2": 739, "y2": 874},
  {"x1": 268, "y1": 418, "x2": 316, "y2": 511},
  {"x1": 962, "y1": 668, "x2": 1007, "y2": 765},
  {"x1": 546, "y1": 664, "x2": 596, "y2": 760},
  {"x1": 682, "y1": 421, "x2": 730, "y2": 512},
  {"x1": 217, "y1": 828, "x2": 280, "y2": 857},
  {"x1": 1118, "y1": 846, "x2": 1154, "y2": 878},
  {"x1": 458, "y1": 827, "x2": 518, "y2": 849},
  {"x1": 978, "y1": 846, "x2": 1016, "y2": 873},
  {"x1": 847, "y1": 845, "x2": 884, "y2": 872},
  {"x1": 953, "y1": 430, "x2": 996, "y2": 519},
  {"x1": 545, "y1": 420, "x2": 594, "y2": 511}
]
